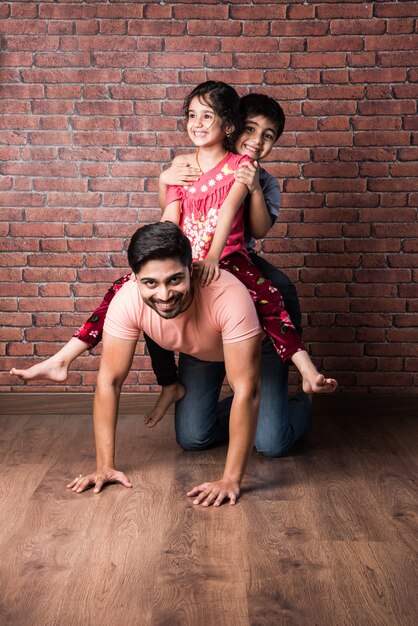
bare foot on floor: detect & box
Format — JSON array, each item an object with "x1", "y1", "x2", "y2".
[
  {"x1": 302, "y1": 373, "x2": 337, "y2": 394},
  {"x1": 10, "y1": 357, "x2": 70, "y2": 383},
  {"x1": 144, "y1": 382, "x2": 185, "y2": 429}
]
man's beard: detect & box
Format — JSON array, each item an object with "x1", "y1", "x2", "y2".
[{"x1": 144, "y1": 287, "x2": 193, "y2": 319}]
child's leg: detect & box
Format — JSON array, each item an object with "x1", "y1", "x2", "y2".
[
  {"x1": 142, "y1": 334, "x2": 185, "y2": 428},
  {"x1": 74, "y1": 273, "x2": 131, "y2": 348},
  {"x1": 10, "y1": 273, "x2": 132, "y2": 383},
  {"x1": 10, "y1": 336, "x2": 89, "y2": 382},
  {"x1": 220, "y1": 253, "x2": 337, "y2": 394},
  {"x1": 248, "y1": 252, "x2": 303, "y2": 336}
]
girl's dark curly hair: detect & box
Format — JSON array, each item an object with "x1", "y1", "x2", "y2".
[{"x1": 183, "y1": 81, "x2": 241, "y2": 151}]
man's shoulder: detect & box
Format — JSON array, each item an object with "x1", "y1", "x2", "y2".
[
  {"x1": 108, "y1": 276, "x2": 140, "y2": 312},
  {"x1": 198, "y1": 269, "x2": 254, "y2": 308},
  {"x1": 205, "y1": 269, "x2": 247, "y2": 292}
]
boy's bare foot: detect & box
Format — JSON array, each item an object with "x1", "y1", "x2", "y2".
[
  {"x1": 144, "y1": 382, "x2": 185, "y2": 429},
  {"x1": 302, "y1": 373, "x2": 337, "y2": 394},
  {"x1": 10, "y1": 356, "x2": 70, "y2": 383}
]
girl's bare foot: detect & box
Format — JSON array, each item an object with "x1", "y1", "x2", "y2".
[
  {"x1": 144, "y1": 382, "x2": 186, "y2": 428},
  {"x1": 10, "y1": 356, "x2": 70, "y2": 383},
  {"x1": 302, "y1": 373, "x2": 337, "y2": 394}
]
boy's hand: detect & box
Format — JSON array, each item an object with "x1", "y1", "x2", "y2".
[
  {"x1": 193, "y1": 259, "x2": 220, "y2": 286},
  {"x1": 160, "y1": 161, "x2": 201, "y2": 186},
  {"x1": 234, "y1": 160, "x2": 261, "y2": 195}
]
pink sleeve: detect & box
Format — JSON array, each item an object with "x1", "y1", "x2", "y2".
[
  {"x1": 234, "y1": 153, "x2": 253, "y2": 169},
  {"x1": 165, "y1": 185, "x2": 183, "y2": 208},
  {"x1": 214, "y1": 275, "x2": 261, "y2": 344}
]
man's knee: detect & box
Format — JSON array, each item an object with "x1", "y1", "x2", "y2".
[
  {"x1": 255, "y1": 434, "x2": 291, "y2": 458},
  {"x1": 256, "y1": 444, "x2": 290, "y2": 458},
  {"x1": 175, "y1": 430, "x2": 212, "y2": 451}
]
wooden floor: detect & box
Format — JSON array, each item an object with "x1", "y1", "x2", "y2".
[{"x1": 0, "y1": 394, "x2": 417, "y2": 626}]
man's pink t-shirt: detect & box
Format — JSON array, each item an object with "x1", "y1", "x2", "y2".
[{"x1": 103, "y1": 270, "x2": 262, "y2": 362}]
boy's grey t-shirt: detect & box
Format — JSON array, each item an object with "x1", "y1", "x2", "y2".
[{"x1": 244, "y1": 166, "x2": 280, "y2": 253}]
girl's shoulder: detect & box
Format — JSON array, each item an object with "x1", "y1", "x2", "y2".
[{"x1": 172, "y1": 152, "x2": 196, "y2": 166}]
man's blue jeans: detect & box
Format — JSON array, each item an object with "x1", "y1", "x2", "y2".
[{"x1": 174, "y1": 338, "x2": 312, "y2": 458}]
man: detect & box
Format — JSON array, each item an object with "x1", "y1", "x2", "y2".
[{"x1": 68, "y1": 221, "x2": 263, "y2": 507}]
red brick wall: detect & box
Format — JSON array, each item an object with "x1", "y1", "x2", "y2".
[{"x1": 1, "y1": 1, "x2": 417, "y2": 394}]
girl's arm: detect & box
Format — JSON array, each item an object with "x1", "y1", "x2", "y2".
[
  {"x1": 196, "y1": 180, "x2": 248, "y2": 286},
  {"x1": 235, "y1": 160, "x2": 274, "y2": 239},
  {"x1": 160, "y1": 200, "x2": 181, "y2": 225}
]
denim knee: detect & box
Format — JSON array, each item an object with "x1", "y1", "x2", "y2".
[
  {"x1": 255, "y1": 440, "x2": 291, "y2": 458},
  {"x1": 175, "y1": 430, "x2": 213, "y2": 451}
]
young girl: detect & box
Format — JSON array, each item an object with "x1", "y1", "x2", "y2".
[{"x1": 11, "y1": 82, "x2": 336, "y2": 419}]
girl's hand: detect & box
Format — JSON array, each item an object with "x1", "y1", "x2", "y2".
[
  {"x1": 234, "y1": 160, "x2": 261, "y2": 195},
  {"x1": 193, "y1": 259, "x2": 220, "y2": 286},
  {"x1": 160, "y1": 161, "x2": 201, "y2": 186}
]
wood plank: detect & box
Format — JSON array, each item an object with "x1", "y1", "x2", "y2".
[{"x1": 0, "y1": 398, "x2": 417, "y2": 625}]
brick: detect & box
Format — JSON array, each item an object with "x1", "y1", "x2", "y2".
[
  {"x1": 230, "y1": 5, "x2": 286, "y2": 20},
  {"x1": 78, "y1": 36, "x2": 136, "y2": 51},
  {"x1": 272, "y1": 20, "x2": 328, "y2": 37},
  {"x1": 365, "y1": 35, "x2": 418, "y2": 51},
  {"x1": 350, "y1": 68, "x2": 406, "y2": 83},
  {"x1": 59, "y1": 147, "x2": 116, "y2": 162},
  {"x1": 48, "y1": 192, "x2": 101, "y2": 207},
  {"x1": 386, "y1": 19, "x2": 415, "y2": 35},
  {"x1": 297, "y1": 132, "x2": 352, "y2": 147},
  {"x1": 266, "y1": 69, "x2": 320, "y2": 84},
  {"x1": 3, "y1": 35, "x2": 59, "y2": 51},
  {"x1": 34, "y1": 52, "x2": 91, "y2": 67},
  {"x1": 222, "y1": 38, "x2": 277, "y2": 53},
  {"x1": 369, "y1": 178, "x2": 418, "y2": 192},
  {"x1": 308, "y1": 36, "x2": 363, "y2": 52},
  {"x1": 0, "y1": 20, "x2": 47, "y2": 35},
  {"x1": 349, "y1": 54, "x2": 379, "y2": 72},
  {"x1": 357, "y1": 372, "x2": 413, "y2": 387},
  {"x1": 317, "y1": 4, "x2": 373, "y2": 19},
  {"x1": 279, "y1": 38, "x2": 305, "y2": 53},
  {"x1": 80, "y1": 163, "x2": 110, "y2": 177},
  {"x1": 331, "y1": 19, "x2": 385, "y2": 36},
  {"x1": 394, "y1": 314, "x2": 418, "y2": 328},
  {"x1": 375, "y1": 2, "x2": 418, "y2": 18},
  {"x1": 320, "y1": 70, "x2": 350, "y2": 85}
]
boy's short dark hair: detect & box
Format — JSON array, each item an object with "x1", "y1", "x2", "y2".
[
  {"x1": 128, "y1": 221, "x2": 193, "y2": 275},
  {"x1": 239, "y1": 93, "x2": 286, "y2": 141}
]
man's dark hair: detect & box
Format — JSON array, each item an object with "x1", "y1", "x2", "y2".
[
  {"x1": 127, "y1": 221, "x2": 193, "y2": 274},
  {"x1": 239, "y1": 93, "x2": 286, "y2": 141}
]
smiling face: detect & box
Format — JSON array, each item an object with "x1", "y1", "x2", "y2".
[
  {"x1": 186, "y1": 96, "x2": 227, "y2": 149},
  {"x1": 136, "y1": 258, "x2": 193, "y2": 319},
  {"x1": 236, "y1": 115, "x2": 279, "y2": 161}
]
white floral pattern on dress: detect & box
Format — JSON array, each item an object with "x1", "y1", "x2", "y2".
[
  {"x1": 182, "y1": 207, "x2": 218, "y2": 260},
  {"x1": 200, "y1": 184, "x2": 208, "y2": 193}
]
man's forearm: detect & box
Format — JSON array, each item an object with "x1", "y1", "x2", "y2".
[
  {"x1": 93, "y1": 382, "x2": 121, "y2": 469},
  {"x1": 222, "y1": 389, "x2": 259, "y2": 483}
]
